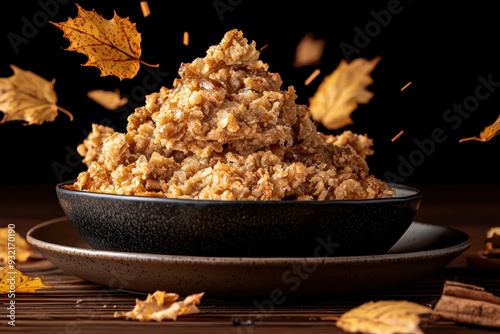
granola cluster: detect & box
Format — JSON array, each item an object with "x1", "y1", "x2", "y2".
[{"x1": 67, "y1": 29, "x2": 395, "y2": 200}]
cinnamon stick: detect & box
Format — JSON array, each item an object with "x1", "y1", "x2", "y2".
[
  {"x1": 442, "y1": 281, "x2": 500, "y2": 304},
  {"x1": 433, "y1": 280, "x2": 500, "y2": 328}
]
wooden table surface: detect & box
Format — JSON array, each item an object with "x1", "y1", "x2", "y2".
[{"x1": 1, "y1": 182, "x2": 499, "y2": 333}]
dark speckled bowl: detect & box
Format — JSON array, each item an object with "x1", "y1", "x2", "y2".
[{"x1": 55, "y1": 181, "x2": 421, "y2": 257}]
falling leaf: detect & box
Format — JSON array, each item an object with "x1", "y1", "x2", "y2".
[
  {"x1": 335, "y1": 300, "x2": 432, "y2": 334},
  {"x1": 51, "y1": 4, "x2": 159, "y2": 80},
  {"x1": 0, "y1": 65, "x2": 73, "y2": 125},
  {"x1": 459, "y1": 114, "x2": 500, "y2": 143},
  {"x1": 87, "y1": 89, "x2": 128, "y2": 110},
  {"x1": 114, "y1": 290, "x2": 204, "y2": 321},
  {"x1": 294, "y1": 32, "x2": 325, "y2": 67},
  {"x1": 309, "y1": 56, "x2": 381, "y2": 130},
  {"x1": 0, "y1": 228, "x2": 34, "y2": 265},
  {"x1": 0, "y1": 265, "x2": 52, "y2": 293}
]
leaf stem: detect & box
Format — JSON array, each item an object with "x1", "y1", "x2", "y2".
[
  {"x1": 139, "y1": 60, "x2": 160, "y2": 68},
  {"x1": 57, "y1": 105, "x2": 74, "y2": 121},
  {"x1": 458, "y1": 137, "x2": 484, "y2": 143}
]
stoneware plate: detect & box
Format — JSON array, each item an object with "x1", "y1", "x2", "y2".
[
  {"x1": 27, "y1": 217, "x2": 471, "y2": 299},
  {"x1": 56, "y1": 182, "x2": 422, "y2": 257}
]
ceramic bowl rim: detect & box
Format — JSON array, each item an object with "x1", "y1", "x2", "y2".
[{"x1": 56, "y1": 180, "x2": 421, "y2": 205}]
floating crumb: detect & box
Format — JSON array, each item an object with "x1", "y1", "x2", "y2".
[
  {"x1": 391, "y1": 130, "x2": 404, "y2": 142},
  {"x1": 183, "y1": 31, "x2": 189, "y2": 46},
  {"x1": 400, "y1": 81, "x2": 412, "y2": 91},
  {"x1": 305, "y1": 69, "x2": 321, "y2": 86},
  {"x1": 140, "y1": 1, "x2": 150, "y2": 17}
]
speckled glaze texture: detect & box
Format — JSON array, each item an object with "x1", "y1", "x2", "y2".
[
  {"x1": 27, "y1": 218, "x2": 471, "y2": 298},
  {"x1": 56, "y1": 181, "x2": 422, "y2": 257}
]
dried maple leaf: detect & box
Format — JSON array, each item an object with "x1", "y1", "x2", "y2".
[
  {"x1": 459, "y1": 114, "x2": 500, "y2": 143},
  {"x1": 87, "y1": 89, "x2": 128, "y2": 110},
  {"x1": 0, "y1": 65, "x2": 73, "y2": 125},
  {"x1": 335, "y1": 300, "x2": 432, "y2": 334},
  {"x1": 0, "y1": 228, "x2": 34, "y2": 265},
  {"x1": 0, "y1": 265, "x2": 52, "y2": 293},
  {"x1": 114, "y1": 290, "x2": 204, "y2": 321},
  {"x1": 309, "y1": 56, "x2": 381, "y2": 130},
  {"x1": 51, "y1": 4, "x2": 158, "y2": 80},
  {"x1": 294, "y1": 32, "x2": 325, "y2": 67}
]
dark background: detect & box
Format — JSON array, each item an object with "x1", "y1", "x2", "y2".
[{"x1": 1, "y1": 0, "x2": 499, "y2": 185}]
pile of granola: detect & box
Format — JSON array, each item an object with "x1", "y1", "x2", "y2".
[{"x1": 66, "y1": 29, "x2": 395, "y2": 200}]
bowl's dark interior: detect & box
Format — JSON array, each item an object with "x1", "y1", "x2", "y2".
[{"x1": 56, "y1": 182, "x2": 421, "y2": 257}]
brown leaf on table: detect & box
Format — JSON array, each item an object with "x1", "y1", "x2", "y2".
[
  {"x1": 0, "y1": 65, "x2": 73, "y2": 125},
  {"x1": 334, "y1": 300, "x2": 432, "y2": 334},
  {"x1": 432, "y1": 280, "x2": 500, "y2": 328},
  {"x1": 0, "y1": 265, "x2": 52, "y2": 293},
  {"x1": 293, "y1": 32, "x2": 325, "y2": 67},
  {"x1": 459, "y1": 114, "x2": 500, "y2": 143},
  {"x1": 51, "y1": 3, "x2": 159, "y2": 80},
  {"x1": 485, "y1": 227, "x2": 500, "y2": 255},
  {"x1": 309, "y1": 56, "x2": 381, "y2": 130},
  {"x1": 114, "y1": 290, "x2": 204, "y2": 321},
  {"x1": 0, "y1": 228, "x2": 34, "y2": 265},
  {"x1": 466, "y1": 227, "x2": 500, "y2": 271},
  {"x1": 87, "y1": 89, "x2": 128, "y2": 110}
]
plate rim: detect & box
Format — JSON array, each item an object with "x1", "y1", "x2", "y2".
[{"x1": 27, "y1": 216, "x2": 472, "y2": 265}]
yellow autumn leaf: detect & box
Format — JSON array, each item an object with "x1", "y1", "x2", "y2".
[
  {"x1": 0, "y1": 265, "x2": 52, "y2": 294},
  {"x1": 87, "y1": 89, "x2": 128, "y2": 110},
  {"x1": 335, "y1": 300, "x2": 432, "y2": 334},
  {"x1": 114, "y1": 290, "x2": 204, "y2": 321},
  {"x1": 51, "y1": 3, "x2": 158, "y2": 80},
  {"x1": 294, "y1": 32, "x2": 325, "y2": 67},
  {"x1": 0, "y1": 65, "x2": 73, "y2": 125},
  {"x1": 459, "y1": 114, "x2": 500, "y2": 143},
  {"x1": 0, "y1": 227, "x2": 34, "y2": 265},
  {"x1": 309, "y1": 56, "x2": 381, "y2": 130}
]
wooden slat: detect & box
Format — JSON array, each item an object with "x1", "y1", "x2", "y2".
[
  {"x1": 2, "y1": 183, "x2": 500, "y2": 333},
  {"x1": 2, "y1": 261, "x2": 499, "y2": 333}
]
